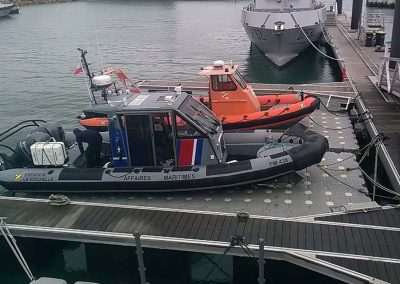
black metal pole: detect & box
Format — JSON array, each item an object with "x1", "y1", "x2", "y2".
[
  {"x1": 337, "y1": 0, "x2": 343, "y2": 14},
  {"x1": 390, "y1": 1, "x2": 400, "y2": 60},
  {"x1": 351, "y1": 0, "x2": 363, "y2": 30},
  {"x1": 258, "y1": 238, "x2": 265, "y2": 284},
  {"x1": 134, "y1": 233, "x2": 148, "y2": 284}
]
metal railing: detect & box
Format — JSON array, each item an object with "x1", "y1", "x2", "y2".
[
  {"x1": 377, "y1": 56, "x2": 400, "y2": 97},
  {"x1": 0, "y1": 120, "x2": 46, "y2": 143},
  {"x1": 362, "y1": 11, "x2": 385, "y2": 28},
  {"x1": 358, "y1": 11, "x2": 385, "y2": 44}
]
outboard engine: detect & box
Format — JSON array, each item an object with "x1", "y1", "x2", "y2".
[
  {"x1": 33, "y1": 123, "x2": 65, "y2": 142},
  {"x1": 15, "y1": 132, "x2": 51, "y2": 165},
  {"x1": 0, "y1": 153, "x2": 13, "y2": 171}
]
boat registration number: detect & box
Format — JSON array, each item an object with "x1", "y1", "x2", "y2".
[{"x1": 269, "y1": 157, "x2": 289, "y2": 167}]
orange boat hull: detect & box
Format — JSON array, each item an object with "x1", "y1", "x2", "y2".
[{"x1": 79, "y1": 94, "x2": 319, "y2": 131}]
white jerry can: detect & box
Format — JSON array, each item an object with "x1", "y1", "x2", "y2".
[{"x1": 30, "y1": 142, "x2": 67, "y2": 166}]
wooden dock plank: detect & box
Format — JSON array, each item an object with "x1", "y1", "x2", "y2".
[
  {"x1": 336, "y1": 226, "x2": 348, "y2": 254},
  {"x1": 138, "y1": 210, "x2": 159, "y2": 235},
  {"x1": 219, "y1": 216, "x2": 233, "y2": 242},
  {"x1": 186, "y1": 213, "x2": 205, "y2": 239},
  {"x1": 209, "y1": 215, "x2": 226, "y2": 242},
  {"x1": 280, "y1": 221, "x2": 291, "y2": 248},
  {"x1": 126, "y1": 209, "x2": 152, "y2": 234},
  {"x1": 265, "y1": 220, "x2": 275, "y2": 247},
  {"x1": 195, "y1": 213, "x2": 212, "y2": 240},
  {"x1": 298, "y1": 222, "x2": 308, "y2": 250},
  {"x1": 249, "y1": 218, "x2": 261, "y2": 245},
  {"x1": 202, "y1": 213, "x2": 219, "y2": 241},
  {"x1": 273, "y1": 220, "x2": 284, "y2": 248},
  {"x1": 164, "y1": 211, "x2": 184, "y2": 237},
  {"x1": 104, "y1": 208, "x2": 128, "y2": 232},
  {"x1": 327, "y1": 225, "x2": 339, "y2": 253},
  {"x1": 305, "y1": 223, "x2": 314, "y2": 251},
  {"x1": 84, "y1": 206, "x2": 115, "y2": 232},
  {"x1": 96, "y1": 206, "x2": 120, "y2": 231},
  {"x1": 289, "y1": 222, "x2": 298, "y2": 249}
]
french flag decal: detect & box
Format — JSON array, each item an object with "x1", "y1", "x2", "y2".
[{"x1": 177, "y1": 139, "x2": 203, "y2": 166}]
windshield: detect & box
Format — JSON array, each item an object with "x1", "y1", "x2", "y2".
[
  {"x1": 179, "y1": 97, "x2": 220, "y2": 135},
  {"x1": 232, "y1": 70, "x2": 247, "y2": 89}
]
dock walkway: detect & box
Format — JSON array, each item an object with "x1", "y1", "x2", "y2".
[
  {"x1": 138, "y1": 80, "x2": 356, "y2": 99},
  {"x1": 326, "y1": 16, "x2": 400, "y2": 193},
  {"x1": 1, "y1": 197, "x2": 399, "y2": 284}
]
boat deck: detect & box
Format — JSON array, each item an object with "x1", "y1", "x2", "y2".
[{"x1": 326, "y1": 16, "x2": 400, "y2": 193}]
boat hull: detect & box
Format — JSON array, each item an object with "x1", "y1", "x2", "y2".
[
  {"x1": 0, "y1": 126, "x2": 328, "y2": 193},
  {"x1": 79, "y1": 94, "x2": 320, "y2": 132},
  {"x1": 0, "y1": 4, "x2": 14, "y2": 18},
  {"x1": 243, "y1": 24, "x2": 323, "y2": 66},
  {"x1": 241, "y1": 6, "x2": 327, "y2": 66}
]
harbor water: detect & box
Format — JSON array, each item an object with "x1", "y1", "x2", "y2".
[
  {"x1": 0, "y1": 0, "x2": 394, "y2": 283},
  {"x1": 0, "y1": 0, "x2": 342, "y2": 131}
]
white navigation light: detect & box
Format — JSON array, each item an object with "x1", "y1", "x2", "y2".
[
  {"x1": 213, "y1": 60, "x2": 225, "y2": 67},
  {"x1": 92, "y1": 75, "x2": 112, "y2": 87},
  {"x1": 274, "y1": 21, "x2": 285, "y2": 31},
  {"x1": 174, "y1": 85, "x2": 182, "y2": 94}
]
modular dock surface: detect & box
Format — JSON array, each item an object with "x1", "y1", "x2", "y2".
[{"x1": 326, "y1": 15, "x2": 400, "y2": 193}]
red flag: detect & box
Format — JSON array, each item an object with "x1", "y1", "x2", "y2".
[{"x1": 74, "y1": 66, "x2": 84, "y2": 75}]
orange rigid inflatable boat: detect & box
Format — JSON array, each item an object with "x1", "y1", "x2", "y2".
[
  {"x1": 78, "y1": 57, "x2": 319, "y2": 131},
  {"x1": 197, "y1": 60, "x2": 319, "y2": 130}
]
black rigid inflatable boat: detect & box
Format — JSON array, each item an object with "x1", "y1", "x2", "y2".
[{"x1": 0, "y1": 92, "x2": 328, "y2": 193}]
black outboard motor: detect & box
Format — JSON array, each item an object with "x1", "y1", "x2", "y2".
[
  {"x1": 0, "y1": 153, "x2": 13, "y2": 171},
  {"x1": 0, "y1": 123, "x2": 67, "y2": 169},
  {"x1": 15, "y1": 132, "x2": 51, "y2": 165},
  {"x1": 33, "y1": 123, "x2": 65, "y2": 142}
]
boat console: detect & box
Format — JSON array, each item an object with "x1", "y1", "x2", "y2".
[{"x1": 108, "y1": 92, "x2": 226, "y2": 168}]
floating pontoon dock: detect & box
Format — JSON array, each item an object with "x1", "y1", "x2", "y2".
[{"x1": 325, "y1": 14, "x2": 400, "y2": 194}]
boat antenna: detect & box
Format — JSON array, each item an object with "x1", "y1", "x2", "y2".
[
  {"x1": 78, "y1": 48, "x2": 93, "y2": 86},
  {"x1": 78, "y1": 48, "x2": 97, "y2": 105}
]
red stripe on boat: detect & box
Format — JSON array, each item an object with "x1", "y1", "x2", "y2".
[{"x1": 178, "y1": 139, "x2": 194, "y2": 166}]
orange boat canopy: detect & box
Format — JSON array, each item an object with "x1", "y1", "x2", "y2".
[{"x1": 199, "y1": 60, "x2": 261, "y2": 116}]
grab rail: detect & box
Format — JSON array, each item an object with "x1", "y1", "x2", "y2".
[{"x1": 0, "y1": 120, "x2": 47, "y2": 143}]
